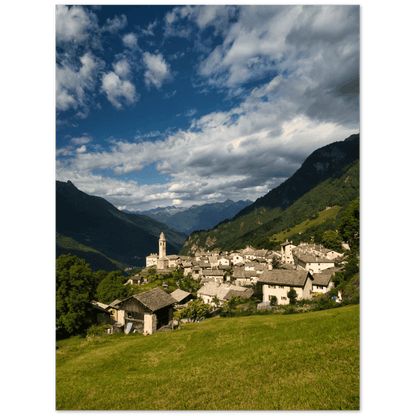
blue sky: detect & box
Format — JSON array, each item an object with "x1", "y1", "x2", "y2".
[{"x1": 56, "y1": 5, "x2": 360, "y2": 211}]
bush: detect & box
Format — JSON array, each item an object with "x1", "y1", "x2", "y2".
[
  {"x1": 86, "y1": 323, "x2": 110, "y2": 339},
  {"x1": 282, "y1": 305, "x2": 297, "y2": 315}
]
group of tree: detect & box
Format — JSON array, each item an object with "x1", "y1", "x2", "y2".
[
  {"x1": 56, "y1": 254, "x2": 136, "y2": 335},
  {"x1": 174, "y1": 299, "x2": 212, "y2": 324}
]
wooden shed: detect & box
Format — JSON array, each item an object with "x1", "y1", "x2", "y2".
[{"x1": 117, "y1": 287, "x2": 176, "y2": 335}]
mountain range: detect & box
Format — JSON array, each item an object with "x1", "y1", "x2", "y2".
[
  {"x1": 56, "y1": 133, "x2": 359, "y2": 269},
  {"x1": 180, "y1": 134, "x2": 359, "y2": 255},
  {"x1": 128, "y1": 199, "x2": 253, "y2": 235},
  {"x1": 56, "y1": 180, "x2": 187, "y2": 269}
]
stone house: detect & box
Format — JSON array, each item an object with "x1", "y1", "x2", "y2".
[
  {"x1": 146, "y1": 253, "x2": 158, "y2": 267},
  {"x1": 117, "y1": 287, "x2": 176, "y2": 335},
  {"x1": 202, "y1": 269, "x2": 226, "y2": 283},
  {"x1": 197, "y1": 283, "x2": 250, "y2": 306},
  {"x1": 91, "y1": 301, "x2": 112, "y2": 325},
  {"x1": 292, "y1": 251, "x2": 336, "y2": 274},
  {"x1": 257, "y1": 269, "x2": 314, "y2": 305},
  {"x1": 230, "y1": 252, "x2": 244, "y2": 265},
  {"x1": 280, "y1": 240, "x2": 296, "y2": 264}
]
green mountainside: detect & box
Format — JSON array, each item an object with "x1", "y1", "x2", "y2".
[
  {"x1": 56, "y1": 180, "x2": 187, "y2": 268},
  {"x1": 56, "y1": 233, "x2": 125, "y2": 272},
  {"x1": 179, "y1": 160, "x2": 359, "y2": 254}
]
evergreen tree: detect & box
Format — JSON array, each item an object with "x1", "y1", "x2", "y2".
[{"x1": 287, "y1": 288, "x2": 298, "y2": 305}]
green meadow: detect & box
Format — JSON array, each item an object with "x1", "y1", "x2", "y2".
[{"x1": 56, "y1": 305, "x2": 359, "y2": 410}]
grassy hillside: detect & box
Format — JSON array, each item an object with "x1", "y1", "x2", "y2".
[
  {"x1": 180, "y1": 159, "x2": 358, "y2": 254},
  {"x1": 56, "y1": 305, "x2": 359, "y2": 410}
]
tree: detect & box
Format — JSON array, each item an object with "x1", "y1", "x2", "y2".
[
  {"x1": 175, "y1": 299, "x2": 211, "y2": 323},
  {"x1": 96, "y1": 270, "x2": 131, "y2": 304},
  {"x1": 56, "y1": 254, "x2": 96, "y2": 334},
  {"x1": 339, "y1": 197, "x2": 359, "y2": 251},
  {"x1": 287, "y1": 288, "x2": 298, "y2": 305},
  {"x1": 272, "y1": 255, "x2": 281, "y2": 269},
  {"x1": 322, "y1": 230, "x2": 343, "y2": 252}
]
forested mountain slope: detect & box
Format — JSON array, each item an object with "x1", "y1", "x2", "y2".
[
  {"x1": 179, "y1": 159, "x2": 359, "y2": 254},
  {"x1": 56, "y1": 181, "x2": 187, "y2": 267},
  {"x1": 230, "y1": 134, "x2": 359, "y2": 221}
]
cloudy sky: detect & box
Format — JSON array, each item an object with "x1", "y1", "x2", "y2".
[{"x1": 56, "y1": 4, "x2": 359, "y2": 211}]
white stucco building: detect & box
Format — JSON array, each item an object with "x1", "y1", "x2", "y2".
[{"x1": 258, "y1": 269, "x2": 314, "y2": 305}]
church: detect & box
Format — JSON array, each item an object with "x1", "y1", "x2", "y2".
[{"x1": 145, "y1": 232, "x2": 171, "y2": 273}]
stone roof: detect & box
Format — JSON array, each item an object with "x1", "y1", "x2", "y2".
[
  {"x1": 108, "y1": 299, "x2": 122, "y2": 309},
  {"x1": 223, "y1": 288, "x2": 254, "y2": 300},
  {"x1": 311, "y1": 273, "x2": 333, "y2": 286},
  {"x1": 203, "y1": 270, "x2": 225, "y2": 276},
  {"x1": 232, "y1": 267, "x2": 245, "y2": 278},
  {"x1": 281, "y1": 240, "x2": 294, "y2": 247},
  {"x1": 197, "y1": 283, "x2": 230, "y2": 300},
  {"x1": 258, "y1": 269, "x2": 312, "y2": 287},
  {"x1": 170, "y1": 288, "x2": 192, "y2": 303},
  {"x1": 292, "y1": 252, "x2": 336, "y2": 264},
  {"x1": 129, "y1": 287, "x2": 176, "y2": 312}
]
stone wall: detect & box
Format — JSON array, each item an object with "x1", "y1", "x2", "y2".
[{"x1": 144, "y1": 313, "x2": 157, "y2": 335}]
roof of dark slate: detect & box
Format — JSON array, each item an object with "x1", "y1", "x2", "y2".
[
  {"x1": 203, "y1": 270, "x2": 225, "y2": 276},
  {"x1": 311, "y1": 273, "x2": 333, "y2": 286},
  {"x1": 292, "y1": 252, "x2": 336, "y2": 263},
  {"x1": 170, "y1": 288, "x2": 192, "y2": 303},
  {"x1": 258, "y1": 269, "x2": 312, "y2": 287},
  {"x1": 223, "y1": 288, "x2": 254, "y2": 300},
  {"x1": 130, "y1": 287, "x2": 176, "y2": 312}
]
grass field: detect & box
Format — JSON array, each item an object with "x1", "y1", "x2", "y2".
[
  {"x1": 270, "y1": 205, "x2": 342, "y2": 244},
  {"x1": 56, "y1": 305, "x2": 359, "y2": 410}
]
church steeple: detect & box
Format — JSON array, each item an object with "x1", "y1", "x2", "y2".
[{"x1": 158, "y1": 232, "x2": 166, "y2": 261}]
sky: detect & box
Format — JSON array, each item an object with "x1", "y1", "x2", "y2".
[{"x1": 56, "y1": 4, "x2": 360, "y2": 212}]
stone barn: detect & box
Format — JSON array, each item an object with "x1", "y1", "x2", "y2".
[{"x1": 117, "y1": 287, "x2": 176, "y2": 335}]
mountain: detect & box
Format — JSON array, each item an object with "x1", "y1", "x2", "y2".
[
  {"x1": 231, "y1": 134, "x2": 359, "y2": 220},
  {"x1": 56, "y1": 181, "x2": 188, "y2": 268},
  {"x1": 180, "y1": 160, "x2": 359, "y2": 255},
  {"x1": 130, "y1": 199, "x2": 253, "y2": 235}
]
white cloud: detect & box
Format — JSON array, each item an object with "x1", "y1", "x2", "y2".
[
  {"x1": 142, "y1": 20, "x2": 157, "y2": 36},
  {"x1": 123, "y1": 33, "x2": 138, "y2": 49},
  {"x1": 143, "y1": 52, "x2": 171, "y2": 89},
  {"x1": 76, "y1": 145, "x2": 87, "y2": 154},
  {"x1": 56, "y1": 5, "x2": 91, "y2": 43},
  {"x1": 71, "y1": 136, "x2": 91, "y2": 145},
  {"x1": 113, "y1": 59, "x2": 131, "y2": 78},
  {"x1": 56, "y1": 52, "x2": 103, "y2": 111},
  {"x1": 101, "y1": 71, "x2": 137, "y2": 109},
  {"x1": 101, "y1": 14, "x2": 128, "y2": 34}
]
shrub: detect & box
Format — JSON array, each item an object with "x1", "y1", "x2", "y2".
[{"x1": 86, "y1": 323, "x2": 110, "y2": 339}]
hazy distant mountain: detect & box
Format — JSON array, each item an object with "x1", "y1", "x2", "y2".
[
  {"x1": 56, "y1": 181, "x2": 187, "y2": 268},
  {"x1": 128, "y1": 199, "x2": 253, "y2": 235}
]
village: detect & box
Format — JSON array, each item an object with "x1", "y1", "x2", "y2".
[{"x1": 91, "y1": 232, "x2": 347, "y2": 336}]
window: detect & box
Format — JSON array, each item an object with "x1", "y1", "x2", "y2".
[
  {"x1": 279, "y1": 285, "x2": 285, "y2": 289},
  {"x1": 281, "y1": 296, "x2": 287, "y2": 300}
]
